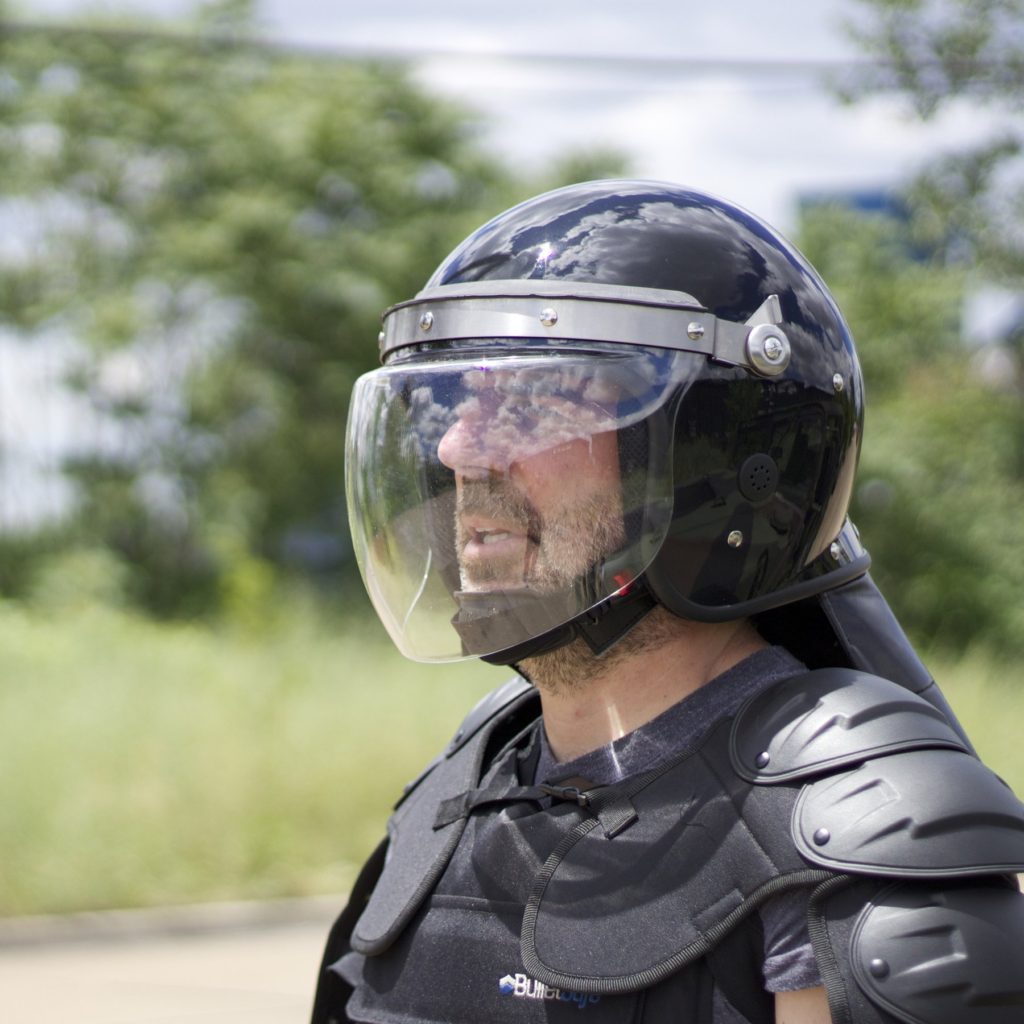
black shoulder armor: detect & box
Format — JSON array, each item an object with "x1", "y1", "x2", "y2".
[
  {"x1": 794, "y1": 748, "x2": 1024, "y2": 877},
  {"x1": 731, "y1": 666, "x2": 970, "y2": 783},
  {"x1": 812, "y1": 876, "x2": 1024, "y2": 1024},
  {"x1": 852, "y1": 882, "x2": 1024, "y2": 1023},
  {"x1": 735, "y1": 667, "x2": 1024, "y2": 1024},
  {"x1": 732, "y1": 667, "x2": 1024, "y2": 877}
]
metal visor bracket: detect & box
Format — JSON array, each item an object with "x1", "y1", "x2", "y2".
[{"x1": 379, "y1": 282, "x2": 791, "y2": 378}]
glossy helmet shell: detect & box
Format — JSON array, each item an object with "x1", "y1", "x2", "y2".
[{"x1": 398, "y1": 180, "x2": 867, "y2": 645}]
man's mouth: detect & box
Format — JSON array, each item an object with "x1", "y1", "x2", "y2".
[
  {"x1": 458, "y1": 516, "x2": 538, "y2": 589},
  {"x1": 463, "y1": 520, "x2": 529, "y2": 553},
  {"x1": 474, "y1": 527, "x2": 516, "y2": 546},
  {"x1": 455, "y1": 482, "x2": 542, "y2": 588}
]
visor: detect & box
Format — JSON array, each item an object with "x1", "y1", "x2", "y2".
[{"x1": 346, "y1": 346, "x2": 703, "y2": 661}]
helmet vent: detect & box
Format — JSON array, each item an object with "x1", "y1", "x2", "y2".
[{"x1": 738, "y1": 454, "x2": 779, "y2": 504}]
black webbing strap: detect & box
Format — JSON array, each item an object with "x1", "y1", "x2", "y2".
[
  {"x1": 433, "y1": 780, "x2": 608, "y2": 830},
  {"x1": 433, "y1": 784, "x2": 549, "y2": 829},
  {"x1": 806, "y1": 873, "x2": 859, "y2": 1024}
]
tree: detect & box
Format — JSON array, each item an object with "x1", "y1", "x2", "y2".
[
  {"x1": 0, "y1": 2, "x2": 626, "y2": 614},
  {"x1": 840, "y1": 0, "x2": 1024, "y2": 278},
  {"x1": 821, "y1": 0, "x2": 1024, "y2": 654},
  {"x1": 799, "y1": 201, "x2": 1024, "y2": 655}
]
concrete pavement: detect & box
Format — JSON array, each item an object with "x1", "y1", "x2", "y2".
[{"x1": 0, "y1": 897, "x2": 341, "y2": 1023}]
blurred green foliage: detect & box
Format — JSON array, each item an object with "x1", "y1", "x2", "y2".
[
  {"x1": 822, "y1": 0, "x2": 1024, "y2": 655},
  {"x1": 0, "y1": 596, "x2": 1018, "y2": 916},
  {"x1": 0, "y1": 0, "x2": 623, "y2": 615},
  {"x1": 0, "y1": 597, "x2": 507, "y2": 915},
  {"x1": 800, "y1": 203, "x2": 1024, "y2": 656}
]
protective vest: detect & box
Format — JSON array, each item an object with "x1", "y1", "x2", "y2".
[{"x1": 312, "y1": 669, "x2": 1024, "y2": 1024}]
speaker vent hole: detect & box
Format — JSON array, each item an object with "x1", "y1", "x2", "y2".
[{"x1": 738, "y1": 454, "x2": 779, "y2": 503}]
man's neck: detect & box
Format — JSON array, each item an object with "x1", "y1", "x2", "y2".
[{"x1": 519, "y1": 610, "x2": 768, "y2": 763}]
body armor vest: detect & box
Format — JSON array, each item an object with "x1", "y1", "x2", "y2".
[{"x1": 315, "y1": 671, "x2": 1024, "y2": 1024}]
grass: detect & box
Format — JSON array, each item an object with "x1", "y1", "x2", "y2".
[
  {"x1": 0, "y1": 597, "x2": 507, "y2": 916},
  {"x1": 0, "y1": 599, "x2": 1020, "y2": 917}
]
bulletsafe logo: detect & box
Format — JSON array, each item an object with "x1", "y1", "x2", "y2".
[{"x1": 498, "y1": 972, "x2": 602, "y2": 1009}]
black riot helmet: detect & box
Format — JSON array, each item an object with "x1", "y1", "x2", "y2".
[{"x1": 345, "y1": 180, "x2": 870, "y2": 665}]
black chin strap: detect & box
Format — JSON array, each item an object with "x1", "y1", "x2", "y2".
[{"x1": 480, "y1": 577, "x2": 660, "y2": 667}]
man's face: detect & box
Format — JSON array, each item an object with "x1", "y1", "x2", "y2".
[{"x1": 436, "y1": 373, "x2": 624, "y2": 594}]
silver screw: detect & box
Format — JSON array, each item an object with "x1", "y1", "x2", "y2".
[
  {"x1": 727, "y1": 530, "x2": 744, "y2": 548},
  {"x1": 419, "y1": 311, "x2": 434, "y2": 332},
  {"x1": 377, "y1": 330, "x2": 386, "y2": 345},
  {"x1": 830, "y1": 542, "x2": 842, "y2": 561},
  {"x1": 540, "y1": 307, "x2": 558, "y2": 327},
  {"x1": 687, "y1": 322, "x2": 705, "y2": 341},
  {"x1": 746, "y1": 324, "x2": 791, "y2": 377},
  {"x1": 833, "y1": 373, "x2": 845, "y2": 393},
  {"x1": 813, "y1": 827, "x2": 831, "y2": 846}
]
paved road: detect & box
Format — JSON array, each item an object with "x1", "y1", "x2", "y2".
[{"x1": 0, "y1": 899, "x2": 340, "y2": 1023}]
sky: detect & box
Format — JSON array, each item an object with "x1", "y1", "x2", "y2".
[{"x1": 24, "y1": 0, "x2": 1000, "y2": 230}]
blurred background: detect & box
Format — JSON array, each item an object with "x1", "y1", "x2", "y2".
[{"x1": 1, "y1": 0, "x2": 1023, "y2": 921}]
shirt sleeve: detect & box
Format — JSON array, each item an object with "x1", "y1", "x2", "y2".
[{"x1": 758, "y1": 890, "x2": 822, "y2": 993}]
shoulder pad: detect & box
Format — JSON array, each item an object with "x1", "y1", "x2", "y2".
[
  {"x1": 853, "y1": 883, "x2": 1024, "y2": 1023},
  {"x1": 444, "y1": 676, "x2": 534, "y2": 757},
  {"x1": 795, "y1": 747, "x2": 1024, "y2": 876},
  {"x1": 354, "y1": 677, "x2": 537, "y2": 955},
  {"x1": 731, "y1": 667, "x2": 969, "y2": 783},
  {"x1": 394, "y1": 676, "x2": 533, "y2": 809}
]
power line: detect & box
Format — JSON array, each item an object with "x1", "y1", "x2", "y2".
[
  {"x1": 0, "y1": 15, "x2": 874, "y2": 77},
  {"x1": 3, "y1": 15, "x2": 1019, "y2": 97}
]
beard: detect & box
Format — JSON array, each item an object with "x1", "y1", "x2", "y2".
[
  {"x1": 455, "y1": 476, "x2": 624, "y2": 594},
  {"x1": 519, "y1": 605, "x2": 681, "y2": 696}
]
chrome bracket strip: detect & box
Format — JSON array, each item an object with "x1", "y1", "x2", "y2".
[{"x1": 379, "y1": 282, "x2": 790, "y2": 377}]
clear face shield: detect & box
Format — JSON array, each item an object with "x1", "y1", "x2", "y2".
[{"x1": 345, "y1": 346, "x2": 702, "y2": 661}]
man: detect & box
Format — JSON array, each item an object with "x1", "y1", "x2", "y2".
[{"x1": 313, "y1": 181, "x2": 1024, "y2": 1023}]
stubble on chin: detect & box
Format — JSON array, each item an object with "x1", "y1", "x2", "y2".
[{"x1": 519, "y1": 605, "x2": 682, "y2": 696}]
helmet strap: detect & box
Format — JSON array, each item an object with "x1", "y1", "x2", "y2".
[{"x1": 480, "y1": 577, "x2": 660, "y2": 667}]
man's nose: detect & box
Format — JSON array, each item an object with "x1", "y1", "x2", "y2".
[{"x1": 437, "y1": 418, "x2": 514, "y2": 473}]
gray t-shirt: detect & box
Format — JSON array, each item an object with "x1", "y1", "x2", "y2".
[{"x1": 533, "y1": 646, "x2": 822, "y2": 1004}]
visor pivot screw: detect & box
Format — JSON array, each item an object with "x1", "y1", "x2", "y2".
[
  {"x1": 727, "y1": 530, "x2": 744, "y2": 549},
  {"x1": 755, "y1": 751, "x2": 771, "y2": 769},
  {"x1": 539, "y1": 307, "x2": 558, "y2": 327},
  {"x1": 419, "y1": 311, "x2": 434, "y2": 332},
  {"x1": 868, "y1": 959, "x2": 890, "y2": 980},
  {"x1": 746, "y1": 324, "x2": 791, "y2": 376},
  {"x1": 833, "y1": 373, "x2": 845, "y2": 393},
  {"x1": 813, "y1": 827, "x2": 831, "y2": 846},
  {"x1": 830, "y1": 541, "x2": 842, "y2": 561},
  {"x1": 687, "y1": 321, "x2": 705, "y2": 341}
]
